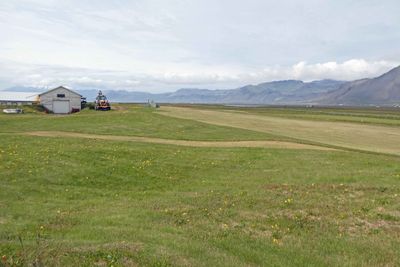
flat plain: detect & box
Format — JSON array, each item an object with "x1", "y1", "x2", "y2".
[
  {"x1": 0, "y1": 104, "x2": 399, "y2": 266},
  {"x1": 161, "y1": 106, "x2": 400, "y2": 156}
]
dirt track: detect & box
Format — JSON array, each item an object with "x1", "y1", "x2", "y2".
[{"x1": 22, "y1": 131, "x2": 335, "y2": 150}]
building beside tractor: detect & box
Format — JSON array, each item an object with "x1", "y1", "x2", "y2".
[
  {"x1": 39, "y1": 86, "x2": 82, "y2": 114},
  {"x1": 1, "y1": 86, "x2": 112, "y2": 114}
]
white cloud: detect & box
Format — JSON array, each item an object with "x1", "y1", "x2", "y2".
[
  {"x1": 287, "y1": 59, "x2": 398, "y2": 81},
  {"x1": 0, "y1": 58, "x2": 398, "y2": 92},
  {"x1": 236, "y1": 59, "x2": 400, "y2": 85},
  {"x1": 1, "y1": 1, "x2": 400, "y2": 91}
]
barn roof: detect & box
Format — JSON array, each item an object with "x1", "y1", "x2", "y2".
[
  {"x1": 39, "y1": 86, "x2": 82, "y2": 97},
  {"x1": 0, "y1": 91, "x2": 40, "y2": 101}
]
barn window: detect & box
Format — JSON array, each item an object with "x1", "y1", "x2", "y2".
[{"x1": 57, "y1": 94, "x2": 65, "y2": 98}]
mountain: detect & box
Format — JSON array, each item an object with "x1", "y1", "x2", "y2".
[
  {"x1": 154, "y1": 80, "x2": 344, "y2": 104},
  {"x1": 221, "y1": 80, "x2": 302, "y2": 104},
  {"x1": 318, "y1": 66, "x2": 400, "y2": 105},
  {"x1": 0, "y1": 80, "x2": 346, "y2": 104},
  {"x1": 3, "y1": 66, "x2": 399, "y2": 106},
  {"x1": 158, "y1": 88, "x2": 230, "y2": 103}
]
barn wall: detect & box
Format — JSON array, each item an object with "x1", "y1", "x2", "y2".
[{"x1": 39, "y1": 87, "x2": 81, "y2": 113}]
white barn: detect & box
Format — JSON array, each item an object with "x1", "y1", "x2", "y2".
[{"x1": 39, "y1": 86, "x2": 82, "y2": 114}]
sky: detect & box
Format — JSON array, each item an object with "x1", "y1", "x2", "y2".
[{"x1": 1, "y1": 0, "x2": 400, "y2": 92}]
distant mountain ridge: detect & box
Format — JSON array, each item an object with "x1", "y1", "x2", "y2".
[
  {"x1": 88, "y1": 79, "x2": 345, "y2": 104},
  {"x1": 3, "y1": 65, "x2": 400, "y2": 106},
  {"x1": 319, "y1": 66, "x2": 400, "y2": 105}
]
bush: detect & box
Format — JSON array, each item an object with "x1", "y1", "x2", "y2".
[
  {"x1": 85, "y1": 103, "x2": 95, "y2": 110},
  {"x1": 32, "y1": 104, "x2": 49, "y2": 113}
]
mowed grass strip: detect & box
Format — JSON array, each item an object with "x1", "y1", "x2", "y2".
[
  {"x1": 0, "y1": 134, "x2": 399, "y2": 266},
  {"x1": 161, "y1": 106, "x2": 400, "y2": 156},
  {"x1": 21, "y1": 131, "x2": 335, "y2": 150},
  {"x1": 182, "y1": 105, "x2": 400, "y2": 126}
]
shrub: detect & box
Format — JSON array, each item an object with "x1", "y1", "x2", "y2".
[{"x1": 85, "y1": 103, "x2": 95, "y2": 110}]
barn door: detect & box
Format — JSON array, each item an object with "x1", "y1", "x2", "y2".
[{"x1": 53, "y1": 100, "x2": 70, "y2": 114}]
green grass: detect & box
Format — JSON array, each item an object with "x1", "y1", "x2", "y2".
[
  {"x1": 242, "y1": 107, "x2": 400, "y2": 127},
  {"x1": 0, "y1": 105, "x2": 282, "y2": 141},
  {"x1": 181, "y1": 104, "x2": 400, "y2": 127},
  {"x1": 1, "y1": 105, "x2": 399, "y2": 266},
  {"x1": 161, "y1": 106, "x2": 400, "y2": 156}
]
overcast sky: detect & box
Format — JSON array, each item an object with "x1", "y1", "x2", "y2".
[{"x1": 1, "y1": 0, "x2": 400, "y2": 92}]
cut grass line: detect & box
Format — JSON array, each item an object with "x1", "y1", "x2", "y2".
[
  {"x1": 20, "y1": 131, "x2": 336, "y2": 150},
  {"x1": 160, "y1": 106, "x2": 400, "y2": 156}
]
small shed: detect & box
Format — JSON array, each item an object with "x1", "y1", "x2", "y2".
[{"x1": 39, "y1": 86, "x2": 82, "y2": 114}]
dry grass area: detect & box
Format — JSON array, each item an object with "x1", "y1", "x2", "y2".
[
  {"x1": 22, "y1": 131, "x2": 334, "y2": 150},
  {"x1": 161, "y1": 106, "x2": 400, "y2": 155}
]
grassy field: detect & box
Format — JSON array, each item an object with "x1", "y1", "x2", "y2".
[
  {"x1": 178, "y1": 105, "x2": 400, "y2": 126},
  {"x1": 0, "y1": 104, "x2": 399, "y2": 266},
  {"x1": 161, "y1": 106, "x2": 400, "y2": 156},
  {"x1": 0, "y1": 105, "x2": 281, "y2": 141}
]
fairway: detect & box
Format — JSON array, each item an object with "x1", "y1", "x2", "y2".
[
  {"x1": 161, "y1": 106, "x2": 400, "y2": 156},
  {"x1": 23, "y1": 131, "x2": 335, "y2": 150},
  {"x1": 1, "y1": 105, "x2": 399, "y2": 266}
]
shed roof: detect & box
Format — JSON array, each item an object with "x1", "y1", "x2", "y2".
[
  {"x1": 0, "y1": 91, "x2": 39, "y2": 101},
  {"x1": 39, "y1": 86, "x2": 82, "y2": 97}
]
